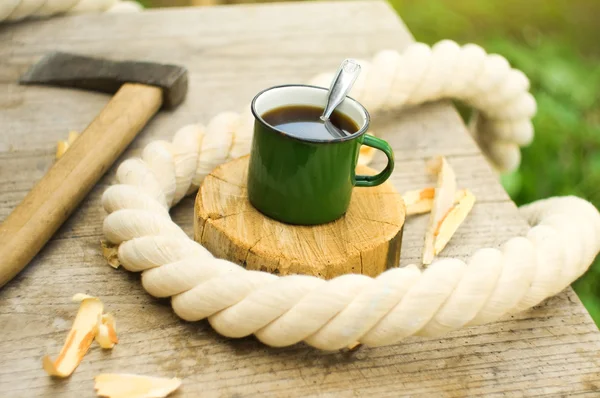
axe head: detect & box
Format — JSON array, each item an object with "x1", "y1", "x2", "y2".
[{"x1": 20, "y1": 52, "x2": 188, "y2": 109}]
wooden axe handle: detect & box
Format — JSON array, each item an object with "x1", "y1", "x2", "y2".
[{"x1": 0, "y1": 83, "x2": 163, "y2": 287}]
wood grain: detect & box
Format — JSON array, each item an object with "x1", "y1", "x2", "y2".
[
  {"x1": 0, "y1": 2, "x2": 599, "y2": 397},
  {"x1": 0, "y1": 83, "x2": 163, "y2": 286},
  {"x1": 194, "y1": 156, "x2": 405, "y2": 278}
]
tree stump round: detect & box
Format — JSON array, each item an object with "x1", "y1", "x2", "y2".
[{"x1": 194, "y1": 156, "x2": 405, "y2": 279}]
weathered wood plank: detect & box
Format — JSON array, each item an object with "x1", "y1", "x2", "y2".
[{"x1": 0, "y1": 1, "x2": 599, "y2": 397}]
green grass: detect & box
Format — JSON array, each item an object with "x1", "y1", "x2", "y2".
[{"x1": 389, "y1": 0, "x2": 600, "y2": 323}]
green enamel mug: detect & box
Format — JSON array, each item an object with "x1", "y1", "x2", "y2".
[{"x1": 247, "y1": 84, "x2": 394, "y2": 225}]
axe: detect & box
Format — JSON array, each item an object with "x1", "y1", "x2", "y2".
[{"x1": 0, "y1": 52, "x2": 188, "y2": 287}]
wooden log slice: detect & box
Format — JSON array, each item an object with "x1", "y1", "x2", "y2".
[{"x1": 194, "y1": 156, "x2": 406, "y2": 279}]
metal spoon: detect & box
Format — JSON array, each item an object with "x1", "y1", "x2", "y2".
[{"x1": 321, "y1": 59, "x2": 361, "y2": 123}]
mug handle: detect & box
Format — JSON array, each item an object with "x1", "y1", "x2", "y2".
[{"x1": 355, "y1": 134, "x2": 395, "y2": 187}]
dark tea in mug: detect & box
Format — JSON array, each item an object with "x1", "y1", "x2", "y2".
[{"x1": 261, "y1": 105, "x2": 359, "y2": 141}]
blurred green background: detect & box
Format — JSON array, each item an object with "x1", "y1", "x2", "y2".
[
  {"x1": 143, "y1": 0, "x2": 600, "y2": 324},
  {"x1": 389, "y1": 0, "x2": 600, "y2": 325}
]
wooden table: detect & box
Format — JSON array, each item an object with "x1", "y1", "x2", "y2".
[{"x1": 1, "y1": 2, "x2": 599, "y2": 396}]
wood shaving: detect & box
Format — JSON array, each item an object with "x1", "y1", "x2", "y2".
[
  {"x1": 73, "y1": 293, "x2": 97, "y2": 302},
  {"x1": 101, "y1": 240, "x2": 121, "y2": 269},
  {"x1": 425, "y1": 155, "x2": 443, "y2": 175},
  {"x1": 94, "y1": 374, "x2": 182, "y2": 398},
  {"x1": 422, "y1": 157, "x2": 457, "y2": 264},
  {"x1": 347, "y1": 341, "x2": 362, "y2": 351},
  {"x1": 43, "y1": 294, "x2": 118, "y2": 377},
  {"x1": 403, "y1": 187, "x2": 468, "y2": 216},
  {"x1": 56, "y1": 141, "x2": 70, "y2": 160},
  {"x1": 434, "y1": 189, "x2": 476, "y2": 255},
  {"x1": 402, "y1": 187, "x2": 435, "y2": 215},
  {"x1": 55, "y1": 131, "x2": 80, "y2": 160},
  {"x1": 96, "y1": 314, "x2": 119, "y2": 349},
  {"x1": 43, "y1": 295, "x2": 104, "y2": 377},
  {"x1": 67, "y1": 131, "x2": 80, "y2": 145},
  {"x1": 357, "y1": 133, "x2": 376, "y2": 166}
]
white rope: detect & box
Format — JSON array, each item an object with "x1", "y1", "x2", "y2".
[
  {"x1": 307, "y1": 41, "x2": 536, "y2": 172},
  {"x1": 100, "y1": 41, "x2": 599, "y2": 349},
  {"x1": 0, "y1": 0, "x2": 141, "y2": 22}
]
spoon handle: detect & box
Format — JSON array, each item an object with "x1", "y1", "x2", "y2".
[{"x1": 321, "y1": 59, "x2": 361, "y2": 121}]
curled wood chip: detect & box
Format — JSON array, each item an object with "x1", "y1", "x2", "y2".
[
  {"x1": 43, "y1": 295, "x2": 104, "y2": 377},
  {"x1": 403, "y1": 187, "x2": 435, "y2": 215},
  {"x1": 357, "y1": 134, "x2": 376, "y2": 166},
  {"x1": 96, "y1": 314, "x2": 119, "y2": 349},
  {"x1": 434, "y1": 189, "x2": 476, "y2": 255},
  {"x1": 55, "y1": 131, "x2": 79, "y2": 160},
  {"x1": 357, "y1": 146, "x2": 375, "y2": 166},
  {"x1": 347, "y1": 341, "x2": 362, "y2": 351},
  {"x1": 101, "y1": 240, "x2": 121, "y2": 269},
  {"x1": 67, "y1": 131, "x2": 80, "y2": 145},
  {"x1": 95, "y1": 374, "x2": 182, "y2": 398},
  {"x1": 423, "y1": 157, "x2": 457, "y2": 265},
  {"x1": 426, "y1": 155, "x2": 443, "y2": 175},
  {"x1": 56, "y1": 141, "x2": 69, "y2": 160},
  {"x1": 403, "y1": 188, "x2": 467, "y2": 216},
  {"x1": 43, "y1": 294, "x2": 118, "y2": 377},
  {"x1": 74, "y1": 295, "x2": 119, "y2": 349},
  {"x1": 73, "y1": 293, "x2": 97, "y2": 302}
]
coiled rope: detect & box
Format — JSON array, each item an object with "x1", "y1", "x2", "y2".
[
  {"x1": 100, "y1": 40, "x2": 599, "y2": 349},
  {"x1": 0, "y1": 0, "x2": 141, "y2": 23}
]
